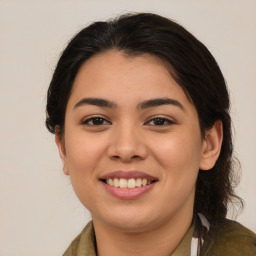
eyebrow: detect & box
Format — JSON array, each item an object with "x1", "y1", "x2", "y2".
[
  {"x1": 73, "y1": 97, "x2": 184, "y2": 111},
  {"x1": 73, "y1": 98, "x2": 117, "y2": 109},
  {"x1": 137, "y1": 98, "x2": 185, "y2": 111}
]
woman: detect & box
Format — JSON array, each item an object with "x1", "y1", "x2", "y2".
[{"x1": 46, "y1": 13, "x2": 256, "y2": 256}]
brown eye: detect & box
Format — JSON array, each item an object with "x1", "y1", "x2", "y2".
[
  {"x1": 82, "y1": 117, "x2": 111, "y2": 126},
  {"x1": 146, "y1": 117, "x2": 174, "y2": 126}
]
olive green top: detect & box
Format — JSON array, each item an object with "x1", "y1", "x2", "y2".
[
  {"x1": 200, "y1": 219, "x2": 256, "y2": 256},
  {"x1": 63, "y1": 219, "x2": 256, "y2": 256}
]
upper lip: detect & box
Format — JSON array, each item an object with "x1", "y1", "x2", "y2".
[{"x1": 100, "y1": 170, "x2": 158, "y2": 181}]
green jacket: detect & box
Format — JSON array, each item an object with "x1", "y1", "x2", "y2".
[{"x1": 63, "y1": 219, "x2": 256, "y2": 256}]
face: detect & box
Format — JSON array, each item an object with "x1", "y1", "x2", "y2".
[{"x1": 56, "y1": 50, "x2": 217, "y2": 232}]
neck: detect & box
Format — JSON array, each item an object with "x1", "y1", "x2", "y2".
[{"x1": 92, "y1": 210, "x2": 193, "y2": 256}]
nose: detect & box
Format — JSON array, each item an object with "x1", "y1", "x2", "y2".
[{"x1": 106, "y1": 124, "x2": 148, "y2": 162}]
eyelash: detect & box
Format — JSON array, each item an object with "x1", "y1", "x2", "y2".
[
  {"x1": 145, "y1": 117, "x2": 175, "y2": 126},
  {"x1": 81, "y1": 116, "x2": 111, "y2": 126},
  {"x1": 81, "y1": 116, "x2": 175, "y2": 127}
]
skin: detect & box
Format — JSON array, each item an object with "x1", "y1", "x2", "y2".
[{"x1": 56, "y1": 50, "x2": 223, "y2": 256}]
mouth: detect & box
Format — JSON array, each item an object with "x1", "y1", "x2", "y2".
[
  {"x1": 101, "y1": 178, "x2": 156, "y2": 189},
  {"x1": 99, "y1": 170, "x2": 158, "y2": 199},
  {"x1": 102, "y1": 178, "x2": 156, "y2": 189}
]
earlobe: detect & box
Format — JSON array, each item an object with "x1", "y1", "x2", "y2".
[
  {"x1": 199, "y1": 121, "x2": 223, "y2": 171},
  {"x1": 55, "y1": 128, "x2": 70, "y2": 175}
]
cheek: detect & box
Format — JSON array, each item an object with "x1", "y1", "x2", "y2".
[
  {"x1": 64, "y1": 132, "x2": 106, "y2": 177},
  {"x1": 64, "y1": 133, "x2": 107, "y2": 207},
  {"x1": 153, "y1": 134, "x2": 201, "y2": 167},
  {"x1": 150, "y1": 130, "x2": 202, "y2": 189}
]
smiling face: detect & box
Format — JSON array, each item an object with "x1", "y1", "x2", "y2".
[{"x1": 56, "y1": 50, "x2": 220, "y2": 232}]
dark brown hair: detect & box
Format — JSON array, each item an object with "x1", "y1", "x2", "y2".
[{"x1": 46, "y1": 13, "x2": 242, "y2": 222}]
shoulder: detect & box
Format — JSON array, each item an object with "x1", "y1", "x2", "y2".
[
  {"x1": 202, "y1": 218, "x2": 256, "y2": 256},
  {"x1": 62, "y1": 221, "x2": 96, "y2": 256}
]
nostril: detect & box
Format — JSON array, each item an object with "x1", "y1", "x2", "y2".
[{"x1": 112, "y1": 155, "x2": 139, "y2": 159}]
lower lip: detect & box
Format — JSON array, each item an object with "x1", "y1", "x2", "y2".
[{"x1": 101, "y1": 181, "x2": 156, "y2": 199}]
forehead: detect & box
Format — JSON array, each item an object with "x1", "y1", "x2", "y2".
[
  {"x1": 67, "y1": 50, "x2": 195, "y2": 113},
  {"x1": 72, "y1": 51, "x2": 177, "y2": 92},
  {"x1": 75, "y1": 50, "x2": 170, "y2": 81}
]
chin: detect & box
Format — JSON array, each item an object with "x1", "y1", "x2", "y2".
[
  {"x1": 94, "y1": 207, "x2": 160, "y2": 233},
  {"x1": 110, "y1": 218, "x2": 155, "y2": 233}
]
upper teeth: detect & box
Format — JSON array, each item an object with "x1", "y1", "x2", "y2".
[{"x1": 106, "y1": 178, "x2": 152, "y2": 189}]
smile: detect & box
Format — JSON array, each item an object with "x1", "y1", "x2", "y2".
[
  {"x1": 104, "y1": 178, "x2": 154, "y2": 189},
  {"x1": 100, "y1": 170, "x2": 158, "y2": 199}
]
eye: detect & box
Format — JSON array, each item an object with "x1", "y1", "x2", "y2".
[
  {"x1": 145, "y1": 117, "x2": 175, "y2": 126},
  {"x1": 82, "y1": 116, "x2": 111, "y2": 126}
]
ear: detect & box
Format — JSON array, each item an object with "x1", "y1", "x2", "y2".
[
  {"x1": 199, "y1": 120, "x2": 223, "y2": 171},
  {"x1": 55, "y1": 128, "x2": 70, "y2": 175}
]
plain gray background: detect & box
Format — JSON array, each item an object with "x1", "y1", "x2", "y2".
[{"x1": 0, "y1": 0, "x2": 255, "y2": 255}]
